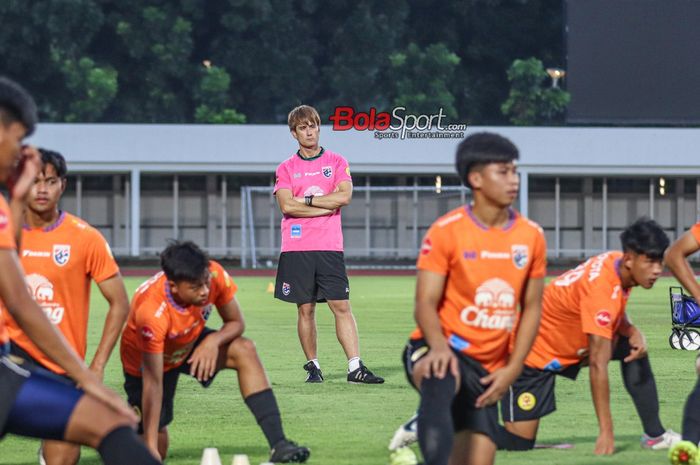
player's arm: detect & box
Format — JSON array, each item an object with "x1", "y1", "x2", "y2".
[
  {"x1": 188, "y1": 296, "x2": 245, "y2": 382},
  {"x1": 588, "y1": 333, "x2": 615, "y2": 455},
  {"x1": 414, "y1": 269, "x2": 458, "y2": 379},
  {"x1": 275, "y1": 188, "x2": 336, "y2": 217},
  {"x1": 90, "y1": 274, "x2": 130, "y2": 380},
  {"x1": 477, "y1": 277, "x2": 544, "y2": 408},
  {"x1": 665, "y1": 230, "x2": 700, "y2": 302},
  {"x1": 0, "y1": 249, "x2": 136, "y2": 419},
  {"x1": 616, "y1": 313, "x2": 647, "y2": 362},
  {"x1": 141, "y1": 351, "x2": 164, "y2": 459},
  {"x1": 294, "y1": 181, "x2": 352, "y2": 210}
]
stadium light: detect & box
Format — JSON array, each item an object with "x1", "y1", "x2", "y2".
[
  {"x1": 659, "y1": 177, "x2": 666, "y2": 196},
  {"x1": 435, "y1": 175, "x2": 442, "y2": 194},
  {"x1": 546, "y1": 68, "x2": 566, "y2": 88}
]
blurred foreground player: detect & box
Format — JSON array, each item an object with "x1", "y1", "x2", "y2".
[
  {"x1": 5, "y1": 148, "x2": 130, "y2": 465},
  {"x1": 402, "y1": 132, "x2": 546, "y2": 465},
  {"x1": 0, "y1": 76, "x2": 160, "y2": 464},
  {"x1": 120, "y1": 241, "x2": 309, "y2": 462}
]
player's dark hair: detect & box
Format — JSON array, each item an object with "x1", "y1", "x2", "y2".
[
  {"x1": 0, "y1": 77, "x2": 37, "y2": 136},
  {"x1": 620, "y1": 217, "x2": 669, "y2": 260},
  {"x1": 455, "y1": 132, "x2": 519, "y2": 189},
  {"x1": 39, "y1": 148, "x2": 67, "y2": 179},
  {"x1": 160, "y1": 241, "x2": 209, "y2": 283}
]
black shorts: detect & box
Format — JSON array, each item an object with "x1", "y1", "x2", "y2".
[
  {"x1": 402, "y1": 339, "x2": 500, "y2": 442},
  {"x1": 9, "y1": 341, "x2": 72, "y2": 382},
  {"x1": 123, "y1": 328, "x2": 218, "y2": 433},
  {"x1": 502, "y1": 335, "x2": 635, "y2": 422},
  {"x1": 275, "y1": 251, "x2": 350, "y2": 304}
]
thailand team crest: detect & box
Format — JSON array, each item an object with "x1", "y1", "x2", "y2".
[
  {"x1": 201, "y1": 304, "x2": 213, "y2": 321},
  {"x1": 322, "y1": 166, "x2": 333, "y2": 178},
  {"x1": 511, "y1": 244, "x2": 529, "y2": 269},
  {"x1": 53, "y1": 244, "x2": 71, "y2": 267},
  {"x1": 282, "y1": 282, "x2": 291, "y2": 296}
]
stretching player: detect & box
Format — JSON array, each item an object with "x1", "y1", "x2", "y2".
[
  {"x1": 0, "y1": 76, "x2": 160, "y2": 464},
  {"x1": 665, "y1": 222, "x2": 700, "y2": 460},
  {"x1": 120, "y1": 241, "x2": 309, "y2": 462},
  {"x1": 403, "y1": 132, "x2": 546, "y2": 465},
  {"x1": 500, "y1": 219, "x2": 679, "y2": 454},
  {"x1": 5, "y1": 148, "x2": 129, "y2": 465}
]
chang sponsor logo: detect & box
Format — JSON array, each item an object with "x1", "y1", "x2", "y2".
[{"x1": 459, "y1": 278, "x2": 516, "y2": 331}]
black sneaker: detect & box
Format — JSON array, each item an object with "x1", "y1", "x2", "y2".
[
  {"x1": 347, "y1": 361, "x2": 384, "y2": 384},
  {"x1": 269, "y1": 439, "x2": 310, "y2": 463},
  {"x1": 303, "y1": 361, "x2": 323, "y2": 383}
]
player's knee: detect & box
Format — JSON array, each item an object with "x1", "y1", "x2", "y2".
[
  {"x1": 298, "y1": 305, "x2": 315, "y2": 319},
  {"x1": 329, "y1": 302, "x2": 351, "y2": 316},
  {"x1": 229, "y1": 336, "x2": 258, "y2": 358}
]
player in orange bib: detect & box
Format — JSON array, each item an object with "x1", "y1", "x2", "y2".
[
  {"x1": 120, "y1": 241, "x2": 309, "y2": 463},
  {"x1": 0, "y1": 76, "x2": 159, "y2": 464},
  {"x1": 4, "y1": 148, "x2": 130, "y2": 465},
  {"x1": 500, "y1": 218, "x2": 679, "y2": 454},
  {"x1": 665, "y1": 222, "x2": 700, "y2": 460},
  {"x1": 399, "y1": 133, "x2": 546, "y2": 465}
]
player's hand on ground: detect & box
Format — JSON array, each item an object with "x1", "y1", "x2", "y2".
[
  {"x1": 79, "y1": 371, "x2": 139, "y2": 422},
  {"x1": 9, "y1": 145, "x2": 41, "y2": 201},
  {"x1": 594, "y1": 430, "x2": 615, "y2": 455},
  {"x1": 624, "y1": 326, "x2": 648, "y2": 362},
  {"x1": 476, "y1": 363, "x2": 521, "y2": 408},
  {"x1": 188, "y1": 333, "x2": 220, "y2": 382},
  {"x1": 420, "y1": 344, "x2": 459, "y2": 380}
]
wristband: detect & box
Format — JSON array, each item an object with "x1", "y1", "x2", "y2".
[{"x1": 305, "y1": 195, "x2": 313, "y2": 206}]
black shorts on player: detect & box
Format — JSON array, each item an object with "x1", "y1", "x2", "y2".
[
  {"x1": 123, "y1": 328, "x2": 218, "y2": 432},
  {"x1": 403, "y1": 338, "x2": 500, "y2": 442},
  {"x1": 274, "y1": 251, "x2": 349, "y2": 304}
]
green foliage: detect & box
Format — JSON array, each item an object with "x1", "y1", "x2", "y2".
[
  {"x1": 501, "y1": 57, "x2": 570, "y2": 125},
  {"x1": 0, "y1": 1, "x2": 564, "y2": 124},
  {"x1": 389, "y1": 43, "x2": 461, "y2": 119}
]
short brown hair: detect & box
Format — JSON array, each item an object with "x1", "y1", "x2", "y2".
[{"x1": 288, "y1": 105, "x2": 321, "y2": 131}]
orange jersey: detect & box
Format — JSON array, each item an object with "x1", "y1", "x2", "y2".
[
  {"x1": 525, "y1": 251, "x2": 629, "y2": 371},
  {"x1": 691, "y1": 223, "x2": 700, "y2": 243},
  {"x1": 120, "y1": 261, "x2": 238, "y2": 376},
  {"x1": 410, "y1": 205, "x2": 547, "y2": 372},
  {"x1": 0, "y1": 195, "x2": 16, "y2": 346},
  {"x1": 5, "y1": 212, "x2": 119, "y2": 373}
]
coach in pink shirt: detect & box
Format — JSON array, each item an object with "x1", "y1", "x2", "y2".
[{"x1": 273, "y1": 105, "x2": 384, "y2": 385}]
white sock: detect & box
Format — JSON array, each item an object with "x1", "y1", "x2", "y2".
[
  {"x1": 348, "y1": 357, "x2": 361, "y2": 372},
  {"x1": 308, "y1": 359, "x2": 320, "y2": 369}
]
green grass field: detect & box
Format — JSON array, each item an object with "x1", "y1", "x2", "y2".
[{"x1": 1, "y1": 275, "x2": 697, "y2": 465}]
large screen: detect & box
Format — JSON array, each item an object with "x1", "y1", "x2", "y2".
[{"x1": 566, "y1": 0, "x2": 700, "y2": 124}]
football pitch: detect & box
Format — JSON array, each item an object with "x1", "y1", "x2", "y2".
[{"x1": 1, "y1": 275, "x2": 696, "y2": 465}]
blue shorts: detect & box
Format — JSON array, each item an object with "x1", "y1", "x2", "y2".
[{"x1": 0, "y1": 355, "x2": 83, "y2": 440}]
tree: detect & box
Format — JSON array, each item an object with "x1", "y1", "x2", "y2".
[
  {"x1": 194, "y1": 65, "x2": 245, "y2": 124},
  {"x1": 501, "y1": 57, "x2": 570, "y2": 125}
]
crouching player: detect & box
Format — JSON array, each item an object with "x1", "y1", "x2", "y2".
[
  {"x1": 500, "y1": 218, "x2": 679, "y2": 454},
  {"x1": 403, "y1": 132, "x2": 546, "y2": 465},
  {"x1": 665, "y1": 222, "x2": 700, "y2": 463},
  {"x1": 120, "y1": 241, "x2": 310, "y2": 463},
  {"x1": 0, "y1": 76, "x2": 160, "y2": 464}
]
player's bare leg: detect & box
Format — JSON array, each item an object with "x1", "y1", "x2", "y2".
[
  {"x1": 296, "y1": 303, "x2": 318, "y2": 360},
  {"x1": 504, "y1": 418, "x2": 540, "y2": 440},
  {"x1": 42, "y1": 440, "x2": 80, "y2": 465},
  {"x1": 326, "y1": 300, "x2": 359, "y2": 359},
  {"x1": 448, "y1": 431, "x2": 496, "y2": 465},
  {"x1": 63, "y1": 395, "x2": 134, "y2": 448},
  {"x1": 158, "y1": 428, "x2": 169, "y2": 460},
  {"x1": 221, "y1": 336, "x2": 271, "y2": 396}
]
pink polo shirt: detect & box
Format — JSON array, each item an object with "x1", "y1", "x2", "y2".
[{"x1": 274, "y1": 148, "x2": 352, "y2": 252}]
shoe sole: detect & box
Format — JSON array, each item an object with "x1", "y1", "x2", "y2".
[
  {"x1": 347, "y1": 380, "x2": 385, "y2": 384},
  {"x1": 274, "y1": 449, "x2": 310, "y2": 463}
]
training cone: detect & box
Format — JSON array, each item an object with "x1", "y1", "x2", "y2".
[
  {"x1": 389, "y1": 447, "x2": 418, "y2": 465},
  {"x1": 669, "y1": 441, "x2": 700, "y2": 465},
  {"x1": 266, "y1": 282, "x2": 274, "y2": 293},
  {"x1": 232, "y1": 454, "x2": 251, "y2": 465},
  {"x1": 201, "y1": 448, "x2": 223, "y2": 465}
]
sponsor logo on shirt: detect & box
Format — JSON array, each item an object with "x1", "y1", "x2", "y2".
[
  {"x1": 141, "y1": 326, "x2": 155, "y2": 341},
  {"x1": 304, "y1": 171, "x2": 321, "y2": 177},
  {"x1": 293, "y1": 172, "x2": 301, "y2": 179},
  {"x1": 291, "y1": 224, "x2": 302, "y2": 238},
  {"x1": 53, "y1": 244, "x2": 71, "y2": 267},
  {"x1": 22, "y1": 249, "x2": 51, "y2": 258},
  {"x1": 511, "y1": 244, "x2": 529, "y2": 269},
  {"x1": 282, "y1": 282, "x2": 291, "y2": 296},
  {"x1": 345, "y1": 166, "x2": 351, "y2": 177},
  {"x1": 0, "y1": 211, "x2": 7, "y2": 230},
  {"x1": 517, "y1": 392, "x2": 537, "y2": 411},
  {"x1": 26, "y1": 273, "x2": 64, "y2": 324},
  {"x1": 481, "y1": 250, "x2": 510, "y2": 260},
  {"x1": 460, "y1": 278, "x2": 516, "y2": 331},
  {"x1": 595, "y1": 310, "x2": 612, "y2": 327},
  {"x1": 420, "y1": 238, "x2": 432, "y2": 255},
  {"x1": 463, "y1": 250, "x2": 477, "y2": 260},
  {"x1": 322, "y1": 166, "x2": 333, "y2": 178}
]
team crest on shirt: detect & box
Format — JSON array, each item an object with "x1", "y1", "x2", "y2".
[
  {"x1": 201, "y1": 304, "x2": 213, "y2": 321},
  {"x1": 511, "y1": 244, "x2": 529, "y2": 269},
  {"x1": 282, "y1": 282, "x2": 291, "y2": 296},
  {"x1": 52, "y1": 244, "x2": 71, "y2": 267},
  {"x1": 322, "y1": 166, "x2": 333, "y2": 178}
]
